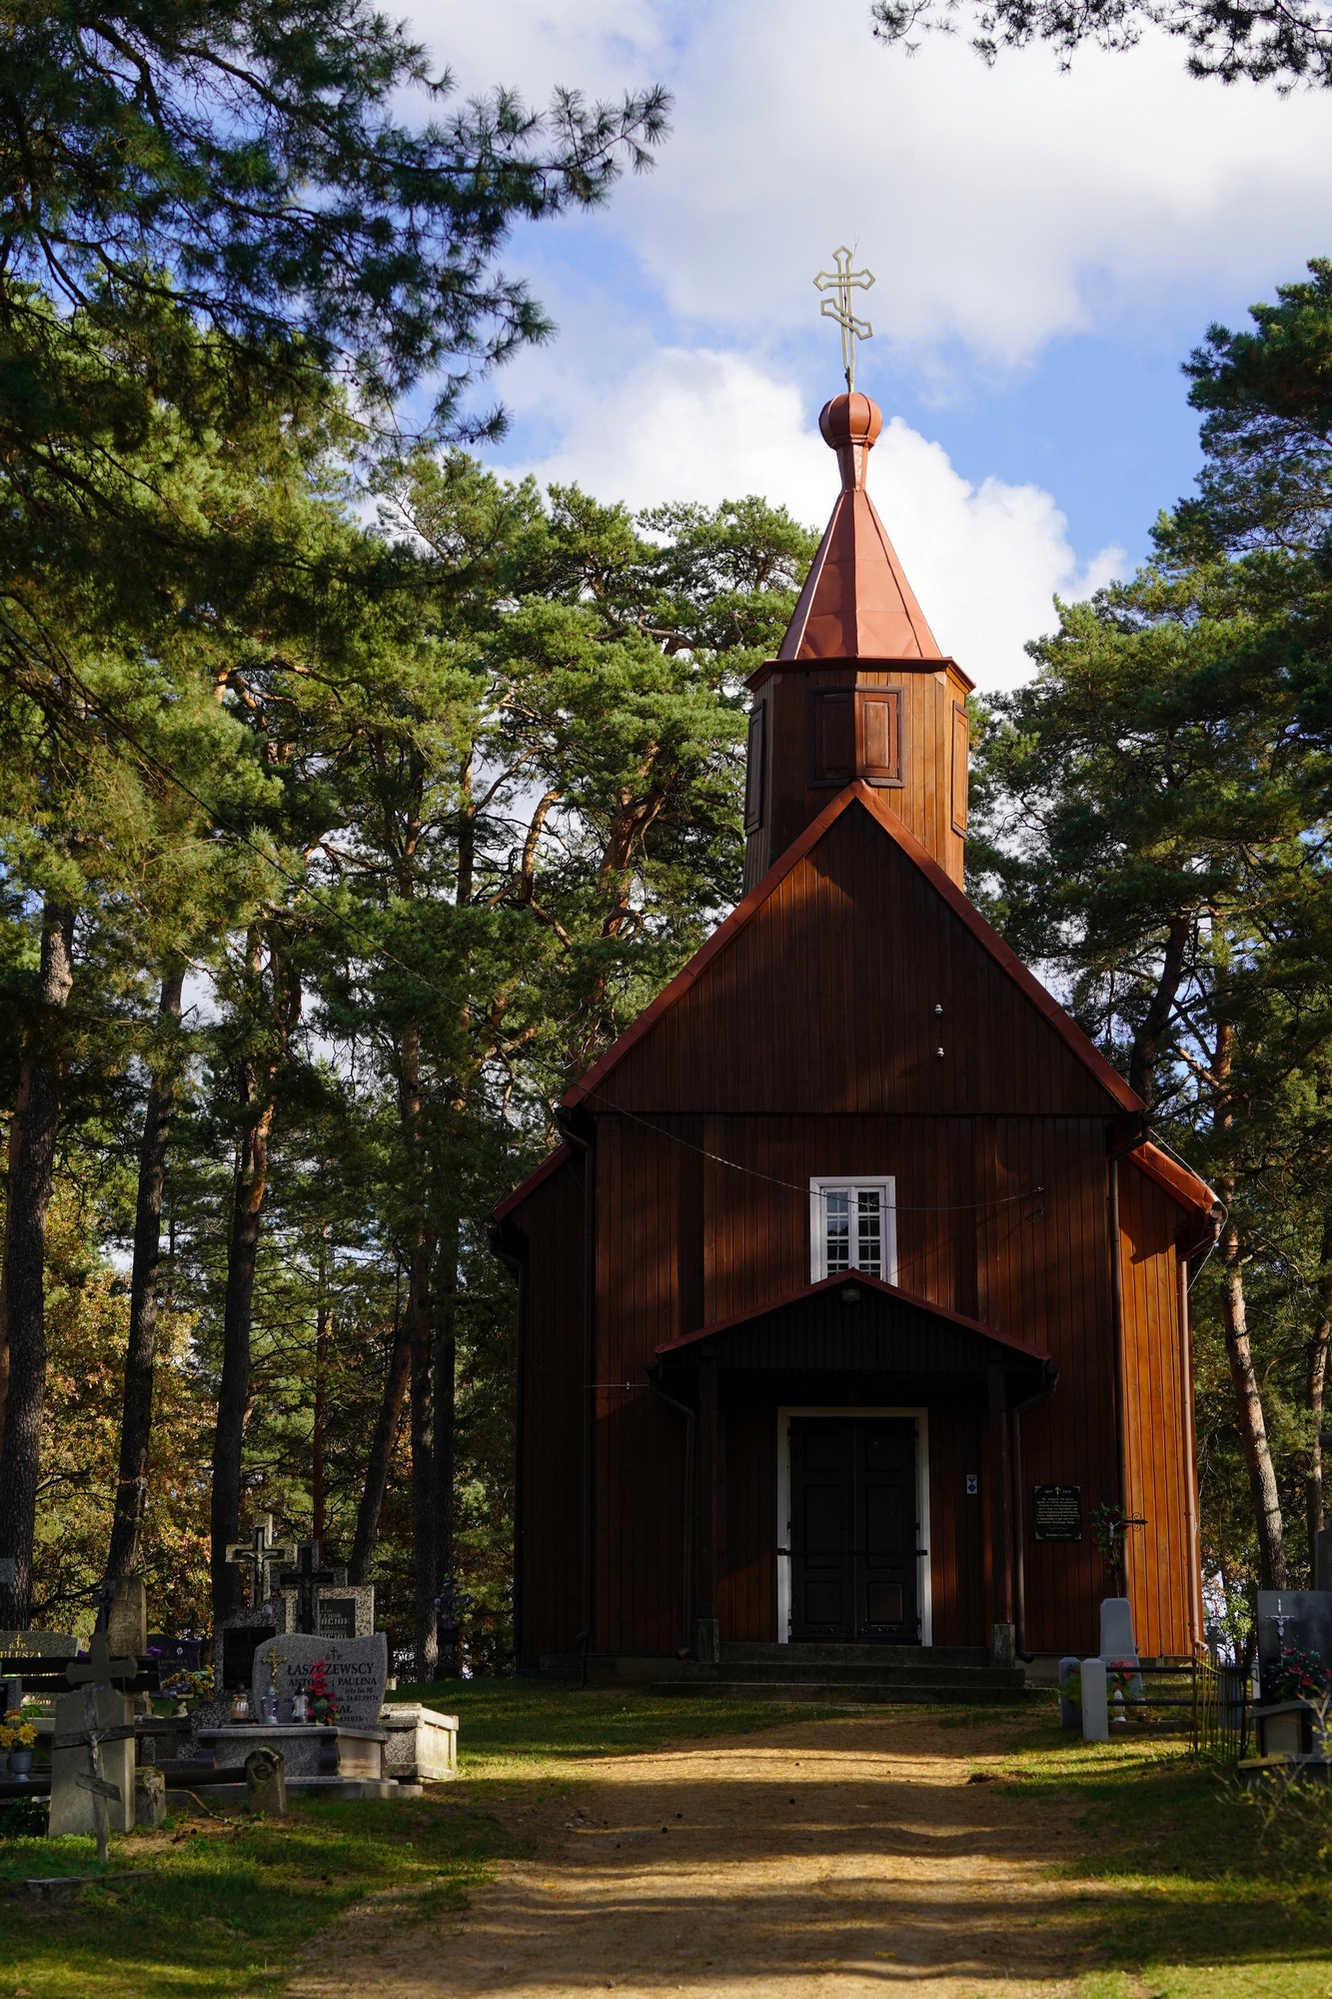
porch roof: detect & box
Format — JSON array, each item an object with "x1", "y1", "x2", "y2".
[{"x1": 652, "y1": 1271, "x2": 1055, "y2": 1383}]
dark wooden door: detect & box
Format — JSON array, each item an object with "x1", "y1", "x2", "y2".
[{"x1": 789, "y1": 1417, "x2": 918, "y2": 1642}]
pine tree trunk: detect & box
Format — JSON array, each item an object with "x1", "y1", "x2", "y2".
[
  {"x1": 1218, "y1": 1198, "x2": 1287, "y2": 1589},
  {"x1": 312, "y1": 1228, "x2": 329, "y2": 1546},
  {"x1": 399, "y1": 1017, "x2": 437, "y2": 1679},
  {"x1": 432, "y1": 1209, "x2": 458, "y2": 1659},
  {"x1": 106, "y1": 963, "x2": 184, "y2": 1581},
  {"x1": 210, "y1": 1090, "x2": 275, "y2": 1630},
  {"x1": 209, "y1": 937, "x2": 299, "y2": 1632},
  {"x1": 1308, "y1": 1208, "x2": 1332, "y2": 1578},
  {"x1": 348, "y1": 1310, "x2": 411, "y2": 1585},
  {"x1": 0, "y1": 903, "x2": 75, "y2": 1628}
]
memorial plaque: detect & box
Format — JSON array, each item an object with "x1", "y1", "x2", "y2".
[
  {"x1": 1033, "y1": 1484, "x2": 1083, "y2": 1542},
  {"x1": 318, "y1": 1598, "x2": 357, "y2": 1640}
]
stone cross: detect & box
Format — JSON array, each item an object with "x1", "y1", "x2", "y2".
[
  {"x1": 226, "y1": 1515, "x2": 295, "y2": 1614},
  {"x1": 56, "y1": 1635, "x2": 138, "y2": 1863},
  {"x1": 277, "y1": 1540, "x2": 344, "y2": 1636}
]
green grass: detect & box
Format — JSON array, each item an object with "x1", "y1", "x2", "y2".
[
  {"x1": 978, "y1": 1715, "x2": 1332, "y2": 1999},
  {"x1": 0, "y1": 1679, "x2": 836, "y2": 1999},
  {"x1": 3, "y1": 1684, "x2": 1332, "y2": 1998}
]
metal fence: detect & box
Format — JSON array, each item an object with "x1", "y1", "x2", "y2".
[
  {"x1": 1191, "y1": 1647, "x2": 1250, "y2": 1764},
  {"x1": 1082, "y1": 1652, "x2": 1250, "y2": 1762}
]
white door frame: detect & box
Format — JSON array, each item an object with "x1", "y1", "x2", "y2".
[{"x1": 776, "y1": 1406, "x2": 932, "y2": 1648}]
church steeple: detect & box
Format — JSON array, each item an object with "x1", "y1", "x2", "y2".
[
  {"x1": 742, "y1": 392, "x2": 973, "y2": 893},
  {"x1": 779, "y1": 394, "x2": 942, "y2": 663}
]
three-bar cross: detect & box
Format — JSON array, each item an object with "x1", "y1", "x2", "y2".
[{"x1": 814, "y1": 247, "x2": 875, "y2": 393}]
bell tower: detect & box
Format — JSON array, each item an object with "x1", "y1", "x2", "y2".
[{"x1": 742, "y1": 391, "x2": 973, "y2": 892}]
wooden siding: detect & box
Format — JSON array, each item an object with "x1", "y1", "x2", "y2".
[
  {"x1": 745, "y1": 662, "x2": 971, "y2": 892},
  {"x1": 501, "y1": 799, "x2": 1198, "y2": 1664},
  {"x1": 587, "y1": 1110, "x2": 1128, "y2": 1657},
  {"x1": 719, "y1": 1401, "x2": 775, "y2": 1641},
  {"x1": 615, "y1": 803, "x2": 1120, "y2": 1117},
  {"x1": 1119, "y1": 1162, "x2": 1199, "y2": 1656},
  {"x1": 508, "y1": 1157, "x2": 585, "y2": 1667}
]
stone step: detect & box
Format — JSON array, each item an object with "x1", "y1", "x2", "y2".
[
  {"x1": 720, "y1": 1642, "x2": 990, "y2": 1669},
  {"x1": 651, "y1": 1677, "x2": 1044, "y2": 1706},
  {"x1": 678, "y1": 1660, "x2": 1025, "y2": 1689}
]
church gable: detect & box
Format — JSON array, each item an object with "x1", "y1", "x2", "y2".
[{"x1": 569, "y1": 785, "x2": 1136, "y2": 1120}]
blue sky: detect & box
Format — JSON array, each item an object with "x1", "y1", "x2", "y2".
[{"x1": 409, "y1": 0, "x2": 1332, "y2": 687}]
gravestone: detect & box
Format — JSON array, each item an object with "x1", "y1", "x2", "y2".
[
  {"x1": 48, "y1": 1635, "x2": 138, "y2": 1855},
  {"x1": 252, "y1": 1634, "x2": 388, "y2": 1727},
  {"x1": 379, "y1": 1703, "x2": 458, "y2": 1781},
  {"x1": 134, "y1": 1768, "x2": 168, "y2": 1829},
  {"x1": 276, "y1": 1541, "x2": 345, "y2": 1635},
  {"x1": 245, "y1": 1746, "x2": 287, "y2": 1816},
  {"x1": 1099, "y1": 1598, "x2": 1138, "y2": 1662},
  {"x1": 275, "y1": 1582, "x2": 374, "y2": 1640},
  {"x1": 149, "y1": 1635, "x2": 202, "y2": 1673},
  {"x1": 1255, "y1": 1590, "x2": 1332, "y2": 1700},
  {"x1": 225, "y1": 1516, "x2": 295, "y2": 1616},
  {"x1": 105, "y1": 1577, "x2": 147, "y2": 1658},
  {"x1": 221, "y1": 1624, "x2": 276, "y2": 1691},
  {"x1": 1081, "y1": 1656, "x2": 1109, "y2": 1742},
  {"x1": 0, "y1": 1630, "x2": 77, "y2": 1658}
]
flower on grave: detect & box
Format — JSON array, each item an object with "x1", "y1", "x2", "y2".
[
  {"x1": 160, "y1": 1664, "x2": 214, "y2": 1700},
  {"x1": 1106, "y1": 1659, "x2": 1137, "y2": 1700},
  {"x1": 0, "y1": 1711, "x2": 37, "y2": 1749},
  {"x1": 305, "y1": 1660, "x2": 339, "y2": 1726},
  {"x1": 1273, "y1": 1644, "x2": 1331, "y2": 1704}
]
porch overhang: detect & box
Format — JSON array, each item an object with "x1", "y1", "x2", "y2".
[{"x1": 650, "y1": 1271, "x2": 1055, "y2": 1400}]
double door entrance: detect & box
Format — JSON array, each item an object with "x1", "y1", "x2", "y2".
[{"x1": 788, "y1": 1416, "x2": 919, "y2": 1643}]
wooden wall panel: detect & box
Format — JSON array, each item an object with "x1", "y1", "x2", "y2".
[
  {"x1": 745, "y1": 663, "x2": 971, "y2": 891},
  {"x1": 1119, "y1": 1163, "x2": 1197, "y2": 1656},
  {"x1": 719, "y1": 1402, "x2": 777, "y2": 1641},
  {"x1": 606, "y1": 805, "x2": 1117, "y2": 1118},
  {"x1": 928, "y1": 1400, "x2": 986, "y2": 1644},
  {"x1": 507, "y1": 801, "x2": 1197, "y2": 1662}
]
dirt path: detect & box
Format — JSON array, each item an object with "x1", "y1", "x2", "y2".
[{"x1": 290, "y1": 1713, "x2": 1116, "y2": 1998}]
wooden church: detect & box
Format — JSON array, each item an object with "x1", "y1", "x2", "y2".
[{"x1": 490, "y1": 388, "x2": 1217, "y2": 1681}]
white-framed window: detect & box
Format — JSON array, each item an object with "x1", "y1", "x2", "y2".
[{"x1": 809, "y1": 1177, "x2": 897, "y2": 1283}]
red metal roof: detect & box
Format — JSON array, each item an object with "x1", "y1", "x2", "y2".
[
  {"x1": 777, "y1": 393, "x2": 943, "y2": 664},
  {"x1": 653, "y1": 1268, "x2": 1052, "y2": 1365},
  {"x1": 1126, "y1": 1139, "x2": 1216, "y2": 1218},
  {"x1": 563, "y1": 780, "x2": 1145, "y2": 1122}
]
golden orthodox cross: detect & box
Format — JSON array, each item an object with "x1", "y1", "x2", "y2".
[{"x1": 814, "y1": 247, "x2": 875, "y2": 392}]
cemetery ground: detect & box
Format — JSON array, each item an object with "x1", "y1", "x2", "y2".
[{"x1": 0, "y1": 1689, "x2": 1328, "y2": 1999}]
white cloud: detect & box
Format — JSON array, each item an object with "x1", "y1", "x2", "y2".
[
  {"x1": 413, "y1": 0, "x2": 1332, "y2": 371},
  {"x1": 507, "y1": 347, "x2": 1120, "y2": 689}
]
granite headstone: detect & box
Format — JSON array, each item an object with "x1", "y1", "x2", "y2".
[
  {"x1": 252, "y1": 1634, "x2": 388, "y2": 1727},
  {"x1": 1256, "y1": 1590, "x2": 1332, "y2": 1700}
]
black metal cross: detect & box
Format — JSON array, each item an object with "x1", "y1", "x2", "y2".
[{"x1": 276, "y1": 1540, "x2": 345, "y2": 1635}]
